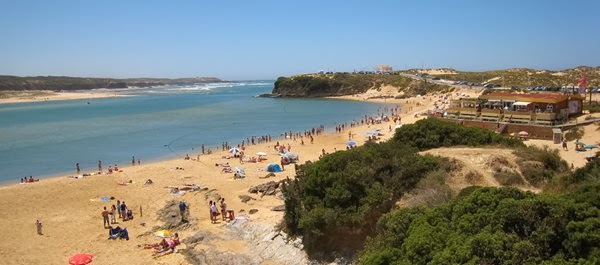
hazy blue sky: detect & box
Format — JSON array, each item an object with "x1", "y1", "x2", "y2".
[{"x1": 1, "y1": 0, "x2": 598, "y2": 80}]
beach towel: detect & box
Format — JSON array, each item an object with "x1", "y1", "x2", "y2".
[{"x1": 90, "y1": 196, "x2": 114, "y2": 202}]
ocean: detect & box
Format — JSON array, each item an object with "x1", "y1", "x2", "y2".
[{"x1": 0, "y1": 81, "x2": 392, "y2": 183}]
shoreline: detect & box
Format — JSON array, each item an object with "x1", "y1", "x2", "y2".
[{"x1": 0, "y1": 90, "x2": 126, "y2": 104}]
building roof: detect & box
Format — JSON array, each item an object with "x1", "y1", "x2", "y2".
[{"x1": 479, "y1": 92, "x2": 584, "y2": 104}]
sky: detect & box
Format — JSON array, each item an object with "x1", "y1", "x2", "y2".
[{"x1": 0, "y1": 0, "x2": 599, "y2": 80}]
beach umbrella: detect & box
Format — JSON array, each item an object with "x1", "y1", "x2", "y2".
[
  {"x1": 280, "y1": 152, "x2": 298, "y2": 160},
  {"x1": 346, "y1": 141, "x2": 357, "y2": 146},
  {"x1": 154, "y1": 230, "x2": 172, "y2": 238},
  {"x1": 365, "y1": 131, "x2": 379, "y2": 136},
  {"x1": 518, "y1": 131, "x2": 529, "y2": 136},
  {"x1": 256, "y1": 151, "x2": 267, "y2": 156},
  {"x1": 69, "y1": 253, "x2": 93, "y2": 265},
  {"x1": 228, "y1": 147, "x2": 240, "y2": 154}
]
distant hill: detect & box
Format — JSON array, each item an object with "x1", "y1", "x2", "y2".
[
  {"x1": 0, "y1": 75, "x2": 224, "y2": 91},
  {"x1": 404, "y1": 66, "x2": 600, "y2": 88}
]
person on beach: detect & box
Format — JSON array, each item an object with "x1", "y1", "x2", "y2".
[
  {"x1": 220, "y1": 198, "x2": 227, "y2": 221},
  {"x1": 28, "y1": 176, "x2": 39, "y2": 182},
  {"x1": 116, "y1": 200, "x2": 122, "y2": 218},
  {"x1": 76, "y1": 163, "x2": 80, "y2": 174},
  {"x1": 102, "y1": 206, "x2": 110, "y2": 228},
  {"x1": 153, "y1": 233, "x2": 180, "y2": 258},
  {"x1": 142, "y1": 238, "x2": 168, "y2": 250},
  {"x1": 120, "y1": 201, "x2": 128, "y2": 221},
  {"x1": 98, "y1": 160, "x2": 102, "y2": 173},
  {"x1": 179, "y1": 201, "x2": 187, "y2": 222},
  {"x1": 110, "y1": 204, "x2": 117, "y2": 224},
  {"x1": 35, "y1": 219, "x2": 43, "y2": 235},
  {"x1": 208, "y1": 200, "x2": 213, "y2": 221},
  {"x1": 210, "y1": 201, "x2": 218, "y2": 223},
  {"x1": 562, "y1": 139, "x2": 568, "y2": 151}
]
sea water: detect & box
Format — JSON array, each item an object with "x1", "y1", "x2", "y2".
[{"x1": 0, "y1": 81, "x2": 393, "y2": 183}]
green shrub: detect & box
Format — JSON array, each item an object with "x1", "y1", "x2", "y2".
[
  {"x1": 564, "y1": 126, "x2": 584, "y2": 141},
  {"x1": 393, "y1": 118, "x2": 525, "y2": 150},
  {"x1": 358, "y1": 187, "x2": 600, "y2": 264}
]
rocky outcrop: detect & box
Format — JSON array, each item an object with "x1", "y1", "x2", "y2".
[
  {"x1": 248, "y1": 180, "x2": 284, "y2": 196},
  {"x1": 182, "y1": 219, "x2": 307, "y2": 265},
  {"x1": 239, "y1": 194, "x2": 256, "y2": 203}
]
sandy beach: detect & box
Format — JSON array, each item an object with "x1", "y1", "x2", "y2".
[
  {"x1": 0, "y1": 90, "x2": 123, "y2": 104},
  {"x1": 1, "y1": 87, "x2": 598, "y2": 264}
]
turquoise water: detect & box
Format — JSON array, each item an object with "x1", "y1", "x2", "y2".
[{"x1": 0, "y1": 81, "x2": 390, "y2": 183}]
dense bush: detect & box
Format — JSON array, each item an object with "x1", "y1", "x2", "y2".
[
  {"x1": 282, "y1": 141, "x2": 442, "y2": 257},
  {"x1": 393, "y1": 118, "x2": 525, "y2": 150},
  {"x1": 359, "y1": 186, "x2": 600, "y2": 264}
]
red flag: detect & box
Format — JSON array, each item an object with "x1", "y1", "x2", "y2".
[{"x1": 577, "y1": 76, "x2": 587, "y2": 94}]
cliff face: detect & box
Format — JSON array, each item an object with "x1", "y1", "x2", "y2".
[
  {"x1": 272, "y1": 75, "x2": 365, "y2": 97},
  {"x1": 271, "y1": 73, "x2": 447, "y2": 97},
  {"x1": 0, "y1": 76, "x2": 223, "y2": 91}
]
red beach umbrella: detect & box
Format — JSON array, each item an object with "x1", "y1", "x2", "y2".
[{"x1": 69, "y1": 253, "x2": 93, "y2": 265}]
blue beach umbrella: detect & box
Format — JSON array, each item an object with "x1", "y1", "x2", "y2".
[{"x1": 346, "y1": 141, "x2": 357, "y2": 146}]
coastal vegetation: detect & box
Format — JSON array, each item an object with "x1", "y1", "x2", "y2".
[
  {"x1": 272, "y1": 73, "x2": 452, "y2": 97},
  {"x1": 0, "y1": 75, "x2": 222, "y2": 91},
  {"x1": 358, "y1": 176, "x2": 600, "y2": 264},
  {"x1": 417, "y1": 66, "x2": 600, "y2": 89},
  {"x1": 282, "y1": 118, "x2": 598, "y2": 263}
]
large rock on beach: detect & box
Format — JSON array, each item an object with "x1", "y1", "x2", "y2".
[
  {"x1": 248, "y1": 180, "x2": 283, "y2": 196},
  {"x1": 239, "y1": 195, "x2": 256, "y2": 203}
]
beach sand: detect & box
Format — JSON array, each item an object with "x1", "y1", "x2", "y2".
[
  {"x1": 0, "y1": 90, "x2": 123, "y2": 104},
  {"x1": 1, "y1": 87, "x2": 597, "y2": 264}
]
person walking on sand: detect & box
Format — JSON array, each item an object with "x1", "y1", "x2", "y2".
[
  {"x1": 35, "y1": 219, "x2": 43, "y2": 235},
  {"x1": 110, "y1": 204, "x2": 117, "y2": 224},
  {"x1": 179, "y1": 201, "x2": 187, "y2": 222},
  {"x1": 102, "y1": 206, "x2": 110, "y2": 228},
  {"x1": 562, "y1": 139, "x2": 568, "y2": 151}
]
